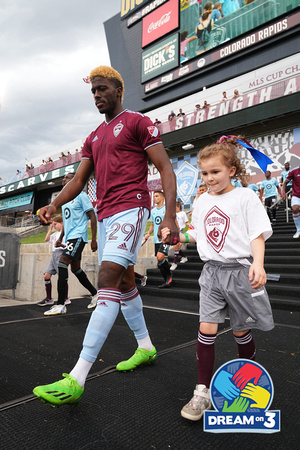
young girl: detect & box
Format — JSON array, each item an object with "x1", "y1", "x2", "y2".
[
  {"x1": 162, "y1": 136, "x2": 274, "y2": 421},
  {"x1": 36, "y1": 215, "x2": 70, "y2": 306}
]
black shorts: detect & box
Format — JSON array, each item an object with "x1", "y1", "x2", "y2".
[
  {"x1": 63, "y1": 237, "x2": 86, "y2": 261},
  {"x1": 265, "y1": 196, "x2": 276, "y2": 208},
  {"x1": 155, "y1": 243, "x2": 170, "y2": 257}
]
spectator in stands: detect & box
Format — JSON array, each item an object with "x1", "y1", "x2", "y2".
[
  {"x1": 30, "y1": 163, "x2": 34, "y2": 169},
  {"x1": 221, "y1": 0, "x2": 240, "y2": 16},
  {"x1": 41, "y1": 160, "x2": 46, "y2": 165},
  {"x1": 144, "y1": 191, "x2": 173, "y2": 288},
  {"x1": 26, "y1": 164, "x2": 31, "y2": 171},
  {"x1": 154, "y1": 119, "x2": 161, "y2": 125},
  {"x1": 36, "y1": 215, "x2": 70, "y2": 307},
  {"x1": 282, "y1": 166, "x2": 300, "y2": 239},
  {"x1": 232, "y1": 89, "x2": 240, "y2": 98},
  {"x1": 180, "y1": 30, "x2": 197, "y2": 63},
  {"x1": 170, "y1": 201, "x2": 189, "y2": 271},
  {"x1": 0, "y1": 177, "x2": 3, "y2": 186},
  {"x1": 260, "y1": 170, "x2": 281, "y2": 224},
  {"x1": 203, "y1": 2, "x2": 213, "y2": 13},
  {"x1": 220, "y1": 91, "x2": 228, "y2": 102},
  {"x1": 195, "y1": 11, "x2": 214, "y2": 55},
  {"x1": 59, "y1": 152, "x2": 67, "y2": 159},
  {"x1": 202, "y1": 100, "x2": 210, "y2": 109},
  {"x1": 189, "y1": 184, "x2": 208, "y2": 217},
  {"x1": 168, "y1": 111, "x2": 176, "y2": 121},
  {"x1": 195, "y1": 104, "x2": 201, "y2": 111},
  {"x1": 47, "y1": 157, "x2": 53, "y2": 163},
  {"x1": 177, "y1": 108, "x2": 185, "y2": 117},
  {"x1": 212, "y1": 2, "x2": 223, "y2": 20}
]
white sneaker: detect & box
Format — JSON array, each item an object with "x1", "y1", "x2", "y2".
[
  {"x1": 141, "y1": 276, "x2": 147, "y2": 287},
  {"x1": 181, "y1": 384, "x2": 211, "y2": 421},
  {"x1": 170, "y1": 263, "x2": 177, "y2": 271},
  {"x1": 44, "y1": 304, "x2": 67, "y2": 316},
  {"x1": 179, "y1": 257, "x2": 188, "y2": 264},
  {"x1": 87, "y1": 293, "x2": 98, "y2": 309},
  {"x1": 293, "y1": 230, "x2": 300, "y2": 239}
]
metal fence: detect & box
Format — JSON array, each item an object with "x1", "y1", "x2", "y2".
[{"x1": 0, "y1": 215, "x2": 40, "y2": 229}]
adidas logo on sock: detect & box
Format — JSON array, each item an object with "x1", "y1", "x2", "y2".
[
  {"x1": 246, "y1": 316, "x2": 255, "y2": 323},
  {"x1": 117, "y1": 242, "x2": 128, "y2": 250},
  {"x1": 98, "y1": 301, "x2": 108, "y2": 307}
]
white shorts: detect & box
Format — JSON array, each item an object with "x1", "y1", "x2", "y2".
[
  {"x1": 291, "y1": 196, "x2": 300, "y2": 207},
  {"x1": 97, "y1": 207, "x2": 149, "y2": 269}
]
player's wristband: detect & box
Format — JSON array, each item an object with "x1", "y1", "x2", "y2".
[
  {"x1": 282, "y1": 191, "x2": 285, "y2": 195},
  {"x1": 184, "y1": 232, "x2": 190, "y2": 243}
]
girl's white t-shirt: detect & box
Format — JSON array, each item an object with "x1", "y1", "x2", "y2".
[{"x1": 188, "y1": 188, "x2": 272, "y2": 262}]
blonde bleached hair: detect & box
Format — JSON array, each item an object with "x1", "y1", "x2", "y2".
[
  {"x1": 198, "y1": 135, "x2": 250, "y2": 185},
  {"x1": 89, "y1": 66, "x2": 124, "y2": 103}
]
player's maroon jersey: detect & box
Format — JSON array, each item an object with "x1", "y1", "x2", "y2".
[
  {"x1": 286, "y1": 166, "x2": 300, "y2": 198},
  {"x1": 82, "y1": 109, "x2": 162, "y2": 220}
]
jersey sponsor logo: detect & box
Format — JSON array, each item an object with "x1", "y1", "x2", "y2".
[
  {"x1": 204, "y1": 206, "x2": 230, "y2": 253},
  {"x1": 113, "y1": 123, "x2": 124, "y2": 137},
  {"x1": 155, "y1": 216, "x2": 162, "y2": 225},
  {"x1": 147, "y1": 126, "x2": 159, "y2": 137},
  {"x1": 117, "y1": 242, "x2": 128, "y2": 251},
  {"x1": 64, "y1": 207, "x2": 71, "y2": 219}
]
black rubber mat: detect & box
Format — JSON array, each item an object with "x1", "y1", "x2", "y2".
[{"x1": 0, "y1": 299, "x2": 299, "y2": 449}]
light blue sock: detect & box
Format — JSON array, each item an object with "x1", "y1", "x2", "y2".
[
  {"x1": 293, "y1": 212, "x2": 300, "y2": 230},
  {"x1": 80, "y1": 288, "x2": 120, "y2": 363},
  {"x1": 120, "y1": 286, "x2": 149, "y2": 340}
]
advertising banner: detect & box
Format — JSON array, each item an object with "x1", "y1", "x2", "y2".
[
  {"x1": 0, "y1": 192, "x2": 34, "y2": 211},
  {"x1": 142, "y1": 0, "x2": 179, "y2": 47},
  {"x1": 121, "y1": 0, "x2": 149, "y2": 19},
  {"x1": 144, "y1": 8, "x2": 300, "y2": 90},
  {"x1": 0, "y1": 232, "x2": 20, "y2": 290},
  {"x1": 142, "y1": 33, "x2": 179, "y2": 83}
]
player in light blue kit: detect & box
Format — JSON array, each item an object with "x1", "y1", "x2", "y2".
[
  {"x1": 259, "y1": 170, "x2": 281, "y2": 224},
  {"x1": 144, "y1": 191, "x2": 173, "y2": 288},
  {"x1": 44, "y1": 173, "x2": 98, "y2": 315}
]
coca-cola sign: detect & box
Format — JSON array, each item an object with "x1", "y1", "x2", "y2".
[{"x1": 142, "y1": 0, "x2": 179, "y2": 48}]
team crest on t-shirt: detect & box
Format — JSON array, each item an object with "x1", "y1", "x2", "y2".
[
  {"x1": 113, "y1": 123, "x2": 124, "y2": 137},
  {"x1": 147, "y1": 126, "x2": 159, "y2": 137},
  {"x1": 204, "y1": 206, "x2": 230, "y2": 253}
]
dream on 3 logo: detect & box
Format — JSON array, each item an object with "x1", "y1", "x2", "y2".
[
  {"x1": 175, "y1": 161, "x2": 198, "y2": 203},
  {"x1": 204, "y1": 359, "x2": 280, "y2": 433},
  {"x1": 204, "y1": 206, "x2": 230, "y2": 253}
]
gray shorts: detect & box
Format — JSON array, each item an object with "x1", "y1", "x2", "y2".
[
  {"x1": 45, "y1": 251, "x2": 63, "y2": 275},
  {"x1": 199, "y1": 261, "x2": 274, "y2": 332}
]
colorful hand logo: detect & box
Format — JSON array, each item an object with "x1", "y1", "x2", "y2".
[
  {"x1": 232, "y1": 363, "x2": 262, "y2": 390},
  {"x1": 241, "y1": 383, "x2": 270, "y2": 409},
  {"x1": 214, "y1": 370, "x2": 240, "y2": 400},
  {"x1": 222, "y1": 396, "x2": 249, "y2": 413}
]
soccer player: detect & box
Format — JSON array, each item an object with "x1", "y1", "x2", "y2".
[
  {"x1": 33, "y1": 65, "x2": 178, "y2": 406},
  {"x1": 282, "y1": 165, "x2": 300, "y2": 238},
  {"x1": 144, "y1": 191, "x2": 173, "y2": 288},
  {"x1": 259, "y1": 171, "x2": 281, "y2": 224}
]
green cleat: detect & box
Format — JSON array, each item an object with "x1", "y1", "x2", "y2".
[
  {"x1": 33, "y1": 373, "x2": 84, "y2": 407},
  {"x1": 116, "y1": 346, "x2": 157, "y2": 372}
]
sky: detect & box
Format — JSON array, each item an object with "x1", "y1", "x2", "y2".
[{"x1": 0, "y1": 0, "x2": 121, "y2": 181}]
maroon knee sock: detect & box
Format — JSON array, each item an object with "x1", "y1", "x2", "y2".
[
  {"x1": 45, "y1": 279, "x2": 52, "y2": 299},
  {"x1": 234, "y1": 330, "x2": 256, "y2": 360},
  {"x1": 197, "y1": 331, "x2": 217, "y2": 388}
]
